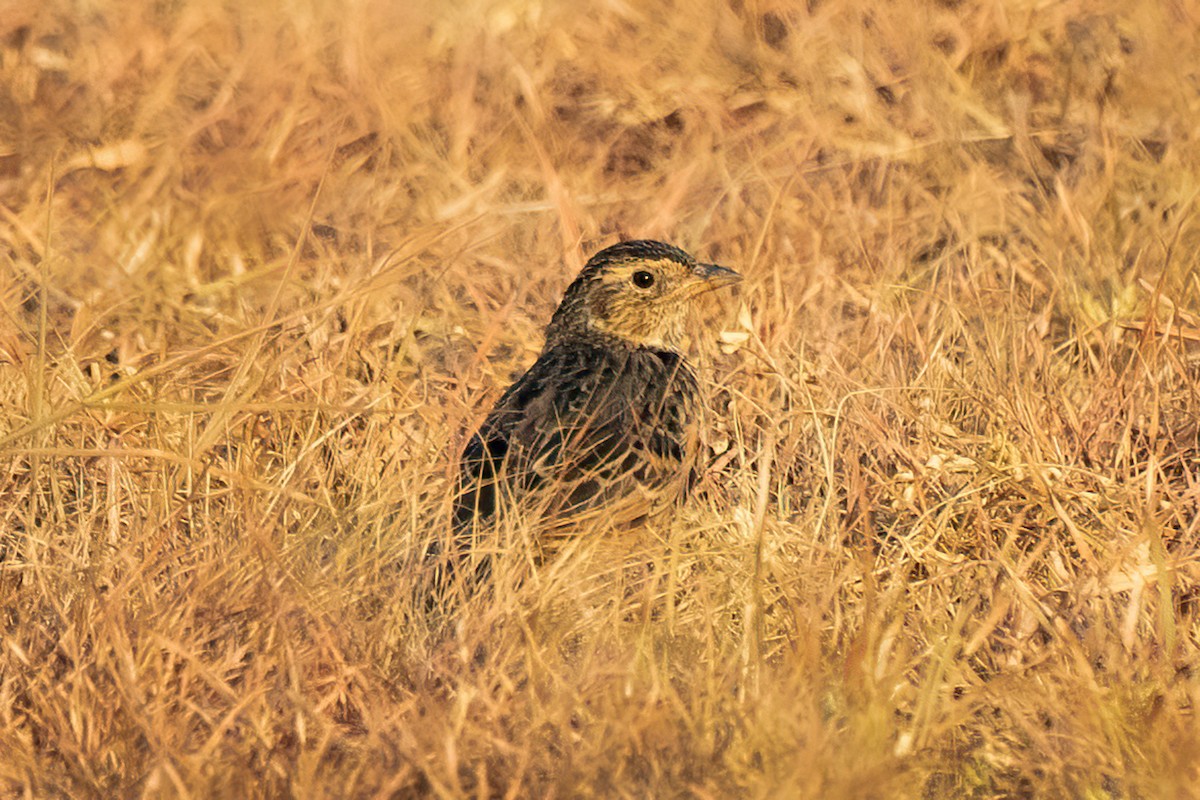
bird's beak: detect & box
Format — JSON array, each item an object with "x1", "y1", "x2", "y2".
[{"x1": 692, "y1": 262, "x2": 742, "y2": 290}]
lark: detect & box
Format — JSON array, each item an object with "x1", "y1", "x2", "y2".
[{"x1": 448, "y1": 240, "x2": 740, "y2": 583}]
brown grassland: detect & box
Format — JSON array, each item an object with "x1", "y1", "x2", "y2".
[{"x1": 2, "y1": 0, "x2": 1200, "y2": 797}]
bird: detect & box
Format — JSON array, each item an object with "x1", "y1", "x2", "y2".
[{"x1": 445, "y1": 239, "x2": 741, "y2": 588}]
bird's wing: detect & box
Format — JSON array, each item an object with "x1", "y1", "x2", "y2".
[
  {"x1": 514, "y1": 346, "x2": 700, "y2": 523},
  {"x1": 451, "y1": 348, "x2": 577, "y2": 531},
  {"x1": 454, "y1": 344, "x2": 699, "y2": 531}
]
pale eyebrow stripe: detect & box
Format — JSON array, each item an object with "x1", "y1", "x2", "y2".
[{"x1": 610, "y1": 257, "x2": 679, "y2": 274}]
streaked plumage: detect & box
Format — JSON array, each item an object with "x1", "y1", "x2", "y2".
[{"x1": 448, "y1": 240, "x2": 740, "y2": 583}]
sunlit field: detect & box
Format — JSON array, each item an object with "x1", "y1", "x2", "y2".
[{"x1": 2, "y1": 0, "x2": 1199, "y2": 796}]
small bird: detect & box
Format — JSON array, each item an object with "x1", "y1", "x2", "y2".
[{"x1": 448, "y1": 240, "x2": 740, "y2": 584}]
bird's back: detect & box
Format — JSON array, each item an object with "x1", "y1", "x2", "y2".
[{"x1": 453, "y1": 340, "x2": 700, "y2": 541}]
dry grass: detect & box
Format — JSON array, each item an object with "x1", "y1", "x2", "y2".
[{"x1": 2, "y1": 0, "x2": 1199, "y2": 797}]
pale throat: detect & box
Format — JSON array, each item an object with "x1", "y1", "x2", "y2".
[{"x1": 588, "y1": 311, "x2": 685, "y2": 351}]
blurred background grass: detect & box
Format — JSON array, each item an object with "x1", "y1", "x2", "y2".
[{"x1": 1, "y1": 0, "x2": 1199, "y2": 796}]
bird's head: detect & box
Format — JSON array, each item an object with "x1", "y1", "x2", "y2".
[{"x1": 545, "y1": 240, "x2": 741, "y2": 351}]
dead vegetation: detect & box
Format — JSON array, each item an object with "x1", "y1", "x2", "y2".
[{"x1": 1, "y1": 0, "x2": 1199, "y2": 796}]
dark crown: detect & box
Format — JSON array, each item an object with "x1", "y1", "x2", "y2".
[{"x1": 583, "y1": 240, "x2": 694, "y2": 271}]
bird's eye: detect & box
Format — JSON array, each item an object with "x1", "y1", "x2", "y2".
[{"x1": 631, "y1": 270, "x2": 655, "y2": 289}]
